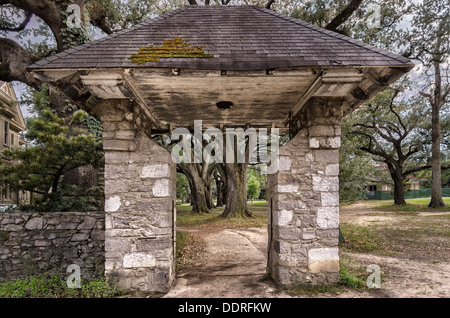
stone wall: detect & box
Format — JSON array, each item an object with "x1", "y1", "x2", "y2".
[
  {"x1": 0, "y1": 211, "x2": 104, "y2": 280},
  {"x1": 267, "y1": 98, "x2": 342, "y2": 286},
  {"x1": 100, "y1": 100, "x2": 177, "y2": 293}
]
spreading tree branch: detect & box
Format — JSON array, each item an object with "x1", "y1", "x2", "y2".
[
  {"x1": 1, "y1": 0, "x2": 65, "y2": 51},
  {"x1": 86, "y1": 1, "x2": 113, "y2": 35},
  {"x1": 0, "y1": 37, "x2": 41, "y2": 90},
  {"x1": 0, "y1": 10, "x2": 32, "y2": 32},
  {"x1": 265, "y1": 0, "x2": 275, "y2": 9},
  {"x1": 325, "y1": 0, "x2": 363, "y2": 31}
]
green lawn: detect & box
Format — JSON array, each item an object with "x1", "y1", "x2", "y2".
[
  {"x1": 371, "y1": 197, "x2": 450, "y2": 212},
  {"x1": 175, "y1": 202, "x2": 267, "y2": 228}
]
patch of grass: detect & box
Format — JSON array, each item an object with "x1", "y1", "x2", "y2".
[
  {"x1": 248, "y1": 200, "x2": 268, "y2": 207},
  {"x1": 175, "y1": 204, "x2": 193, "y2": 212},
  {"x1": 177, "y1": 209, "x2": 267, "y2": 229},
  {"x1": 372, "y1": 198, "x2": 450, "y2": 212},
  {"x1": 342, "y1": 211, "x2": 450, "y2": 262},
  {"x1": 0, "y1": 274, "x2": 124, "y2": 298},
  {"x1": 339, "y1": 263, "x2": 366, "y2": 289},
  {"x1": 340, "y1": 223, "x2": 390, "y2": 255}
]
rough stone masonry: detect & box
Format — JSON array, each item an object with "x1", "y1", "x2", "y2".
[
  {"x1": 0, "y1": 211, "x2": 104, "y2": 279},
  {"x1": 99, "y1": 100, "x2": 177, "y2": 292},
  {"x1": 267, "y1": 98, "x2": 342, "y2": 286}
]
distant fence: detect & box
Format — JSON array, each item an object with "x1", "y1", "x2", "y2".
[{"x1": 366, "y1": 188, "x2": 450, "y2": 200}]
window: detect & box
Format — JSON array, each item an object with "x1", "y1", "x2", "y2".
[
  {"x1": 10, "y1": 134, "x2": 14, "y2": 147},
  {"x1": 4, "y1": 121, "x2": 8, "y2": 145}
]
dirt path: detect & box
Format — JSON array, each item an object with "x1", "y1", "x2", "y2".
[
  {"x1": 165, "y1": 203, "x2": 449, "y2": 298},
  {"x1": 164, "y1": 228, "x2": 289, "y2": 298},
  {"x1": 335, "y1": 253, "x2": 450, "y2": 298}
]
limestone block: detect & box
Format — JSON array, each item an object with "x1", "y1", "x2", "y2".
[
  {"x1": 321, "y1": 192, "x2": 339, "y2": 206},
  {"x1": 278, "y1": 156, "x2": 292, "y2": 172},
  {"x1": 309, "y1": 138, "x2": 320, "y2": 149},
  {"x1": 123, "y1": 253, "x2": 156, "y2": 268},
  {"x1": 141, "y1": 164, "x2": 170, "y2": 178},
  {"x1": 105, "y1": 196, "x2": 121, "y2": 212},
  {"x1": 308, "y1": 125, "x2": 335, "y2": 137},
  {"x1": 105, "y1": 179, "x2": 129, "y2": 194},
  {"x1": 312, "y1": 176, "x2": 339, "y2": 192},
  {"x1": 325, "y1": 164, "x2": 339, "y2": 176},
  {"x1": 115, "y1": 130, "x2": 135, "y2": 140},
  {"x1": 308, "y1": 248, "x2": 339, "y2": 273},
  {"x1": 302, "y1": 228, "x2": 316, "y2": 240},
  {"x1": 276, "y1": 184, "x2": 299, "y2": 193},
  {"x1": 327, "y1": 137, "x2": 341, "y2": 148},
  {"x1": 314, "y1": 149, "x2": 339, "y2": 163},
  {"x1": 274, "y1": 210, "x2": 293, "y2": 226},
  {"x1": 317, "y1": 207, "x2": 339, "y2": 228},
  {"x1": 152, "y1": 179, "x2": 170, "y2": 197},
  {"x1": 103, "y1": 139, "x2": 136, "y2": 152}
]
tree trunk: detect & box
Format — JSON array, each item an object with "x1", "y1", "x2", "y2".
[
  {"x1": 221, "y1": 163, "x2": 252, "y2": 218},
  {"x1": 428, "y1": 61, "x2": 446, "y2": 208},
  {"x1": 205, "y1": 177, "x2": 214, "y2": 210},
  {"x1": 180, "y1": 164, "x2": 209, "y2": 213},
  {"x1": 389, "y1": 164, "x2": 406, "y2": 205},
  {"x1": 191, "y1": 176, "x2": 209, "y2": 213},
  {"x1": 216, "y1": 179, "x2": 224, "y2": 207}
]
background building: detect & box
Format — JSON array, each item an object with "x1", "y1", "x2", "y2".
[{"x1": 0, "y1": 81, "x2": 28, "y2": 205}]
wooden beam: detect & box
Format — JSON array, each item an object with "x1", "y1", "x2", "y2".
[
  {"x1": 290, "y1": 72, "x2": 323, "y2": 120},
  {"x1": 122, "y1": 74, "x2": 163, "y2": 129}
]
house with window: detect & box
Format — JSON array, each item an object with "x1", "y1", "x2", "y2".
[
  {"x1": 0, "y1": 80, "x2": 28, "y2": 204},
  {"x1": 366, "y1": 164, "x2": 428, "y2": 199}
]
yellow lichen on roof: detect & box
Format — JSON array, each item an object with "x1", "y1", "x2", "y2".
[{"x1": 129, "y1": 37, "x2": 214, "y2": 64}]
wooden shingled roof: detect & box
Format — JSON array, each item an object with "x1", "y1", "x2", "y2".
[{"x1": 29, "y1": 5, "x2": 413, "y2": 71}]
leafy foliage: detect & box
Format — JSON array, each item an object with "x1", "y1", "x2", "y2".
[
  {"x1": 0, "y1": 86, "x2": 104, "y2": 212},
  {"x1": 176, "y1": 173, "x2": 190, "y2": 203},
  {"x1": 247, "y1": 176, "x2": 260, "y2": 201}
]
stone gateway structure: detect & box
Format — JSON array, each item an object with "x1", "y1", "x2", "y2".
[{"x1": 28, "y1": 6, "x2": 413, "y2": 292}]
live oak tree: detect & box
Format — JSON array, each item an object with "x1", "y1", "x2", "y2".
[
  {"x1": 399, "y1": 0, "x2": 450, "y2": 208},
  {"x1": 349, "y1": 84, "x2": 432, "y2": 205},
  {"x1": 340, "y1": 116, "x2": 382, "y2": 202}
]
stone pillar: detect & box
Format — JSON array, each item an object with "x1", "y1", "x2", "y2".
[
  {"x1": 99, "y1": 100, "x2": 176, "y2": 292},
  {"x1": 267, "y1": 99, "x2": 342, "y2": 286}
]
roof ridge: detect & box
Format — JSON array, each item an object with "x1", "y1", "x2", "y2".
[
  {"x1": 29, "y1": 6, "x2": 189, "y2": 69},
  {"x1": 253, "y1": 6, "x2": 413, "y2": 66}
]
